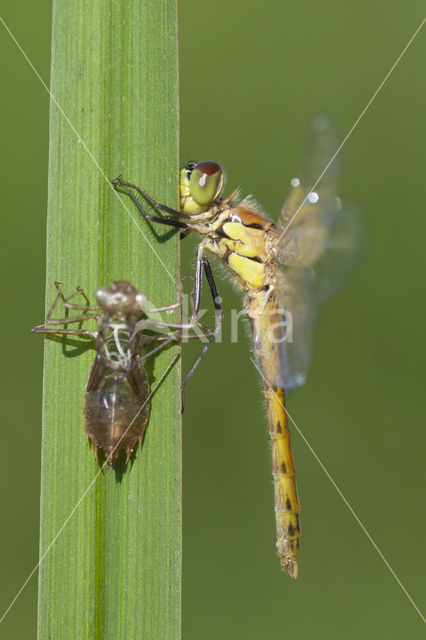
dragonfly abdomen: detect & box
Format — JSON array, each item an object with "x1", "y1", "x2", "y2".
[
  {"x1": 265, "y1": 384, "x2": 301, "y2": 579},
  {"x1": 248, "y1": 292, "x2": 301, "y2": 579},
  {"x1": 84, "y1": 369, "x2": 150, "y2": 466}
]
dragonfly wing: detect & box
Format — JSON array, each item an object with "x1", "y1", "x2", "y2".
[
  {"x1": 276, "y1": 268, "x2": 317, "y2": 390},
  {"x1": 271, "y1": 115, "x2": 364, "y2": 389},
  {"x1": 85, "y1": 353, "x2": 108, "y2": 392},
  {"x1": 276, "y1": 114, "x2": 341, "y2": 268},
  {"x1": 276, "y1": 207, "x2": 364, "y2": 390},
  {"x1": 249, "y1": 271, "x2": 317, "y2": 391},
  {"x1": 312, "y1": 204, "x2": 364, "y2": 303}
]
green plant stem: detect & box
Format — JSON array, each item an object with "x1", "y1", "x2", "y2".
[{"x1": 37, "y1": 1, "x2": 180, "y2": 638}]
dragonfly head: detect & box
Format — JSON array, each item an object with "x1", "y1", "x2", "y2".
[
  {"x1": 94, "y1": 281, "x2": 147, "y2": 320},
  {"x1": 180, "y1": 161, "x2": 224, "y2": 215}
]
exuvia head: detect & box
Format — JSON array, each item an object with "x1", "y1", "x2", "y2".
[
  {"x1": 180, "y1": 161, "x2": 224, "y2": 215},
  {"x1": 94, "y1": 280, "x2": 147, "y2": 317}
]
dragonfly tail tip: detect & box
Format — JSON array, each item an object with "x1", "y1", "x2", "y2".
[{"x1": 281, "y1": 557, "x2": 298, "y2": 580}]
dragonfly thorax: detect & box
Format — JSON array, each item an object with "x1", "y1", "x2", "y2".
[{"x1": 101, "y1": 325, "x2": 133, "y2": 371}]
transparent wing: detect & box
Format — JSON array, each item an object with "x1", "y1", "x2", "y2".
[
  {"x1": 276, "y1": 114, "x2": 341, "y2": 268},
  {"x1": 276, "y1": 268, "x2": 316, "y2": 390},
  {"x1": 312, "y1": 204, "x2": 364, "y2": 303},
  {"x1": 277, "y1": 204, "x2": 364, "y2": 390},
  {"x1": 272, "y1": 114, "x2": 364, "y2": 389}
]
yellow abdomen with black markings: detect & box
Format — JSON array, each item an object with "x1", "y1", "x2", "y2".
[{"x1": 247, "y1": 290, "x2": 301, "y2": 579}]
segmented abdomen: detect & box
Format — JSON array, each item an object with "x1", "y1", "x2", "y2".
[
  {"x1": 265, "y1": 383, "x2": 301, "y2": 579},
  {"x1": 84, "y1": 368, "x2": 150, "y2": 466},
  {"x1": 247, "y1": 291, "x2": 301, "y2": 579}
]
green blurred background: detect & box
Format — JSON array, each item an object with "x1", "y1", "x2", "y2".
[{"x1": 1, "y1": 1, "x2": 425, "y2": 638}]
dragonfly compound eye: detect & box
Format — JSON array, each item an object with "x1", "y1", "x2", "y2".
[{"x1": 189, "y1": 161, "x2": 223, "y2": 206}]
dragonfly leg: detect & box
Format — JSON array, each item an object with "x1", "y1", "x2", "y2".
[
  {"x1": 136, "y1": 335, "x2": 178, "y2": 364},
  {"x1": 111, "y1": 176, "x2": 188, "y2": 228},
  {"x1": 60, "y1": 283, "x2": 99, "y2": 312},
  {"x1": 144, "y1": 276, "x2": 212, "y2": 335},
  {"x1": 32, "y1": 282, "x2": 100, "y2": 332},
  {"x1": 144, "y1": 277, "x2": 184, "y2": 314},
  {"x1": 32, "y1": 326, "x2": 97, "y2": 337},
  {"x1": 181, "y1": 249, "x2": 223, "y2": 412}
]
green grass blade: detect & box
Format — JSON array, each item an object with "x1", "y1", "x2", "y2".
[{"x1": 37, "y1": 1, "x2": 180, "y2": 638}]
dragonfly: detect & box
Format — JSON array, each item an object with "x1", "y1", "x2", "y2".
[
  {"x1": 112, "y1": 115, "x2": 362, "y2": 578},
  {"x1": 33, "y1": 279, "x2": 212, "y2": 466}
]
